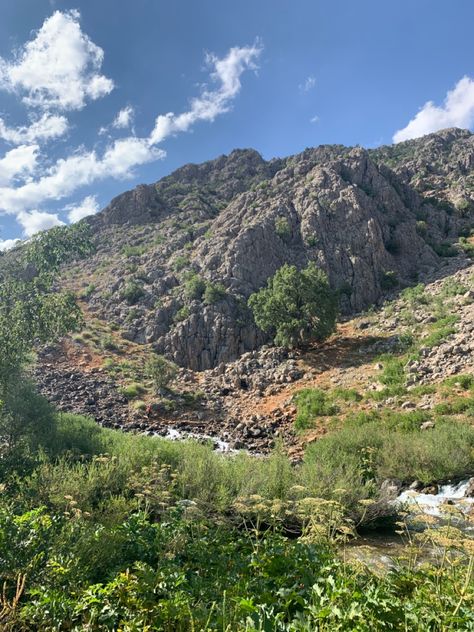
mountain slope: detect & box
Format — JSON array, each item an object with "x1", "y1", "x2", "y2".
[{"x1": 66, "y1": 128, "x2": 474, "y2": 370}]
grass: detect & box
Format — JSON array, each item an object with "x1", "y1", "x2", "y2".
[
  {"x1": 119, "y1": 382, "x2": 147, "y2": 399},
  {"x1": 1, "y1": 383, "x2": 473, "y2": 629},
  {"x1": 294, "y1": 388, "x2": 339, "y2": 429}
]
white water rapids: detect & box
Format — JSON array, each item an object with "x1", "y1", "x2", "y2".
[{"x1": 396, "y1": 480, "x2": 474, "y2": 518}]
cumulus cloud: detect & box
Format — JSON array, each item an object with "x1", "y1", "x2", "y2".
[
  {"x1": 0, "y1": 137, "x2": 164, "y2": 214},
  {"x1": 0, "y1": 9, "x2": 114, "y2": 111},
  {"x1": 149, "y1": 43, "x2": 262, "y2": 144},
  {"x1": 65, "y1": 194, "x2": 100, "y2": 222},
  {"x1": 0, "y1": 11, "x2": 261, "y2": 238},
  {"x1": 299, "y1": 76, "x2": 316, "y2": 93},
  {"x1": 393, "y1": 76, "x2": 474, "y2": 143},
  {"x1": 112, "y1": 106, "x2": 134, "y2": 129},
  {"x1": 310, "y1": 114, "x2": 320, "y2": 124},
  {"x1": 17, "y1": 209, "x2": 65, "y2": 237},
  {"x1": 0, "y1": 145, "x2": 38, "y2": 186},
  {"x1": 0, "y1": 237, "x2": 20, "y2": 251},
  {"x1": 0, "y1": 113, "x2": 68, "y2": 145}
]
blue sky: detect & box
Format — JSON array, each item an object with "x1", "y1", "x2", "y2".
[{"x1": 0, "y1": 0, "x2": 473, "y2": 247}]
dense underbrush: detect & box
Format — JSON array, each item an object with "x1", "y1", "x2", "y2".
[{"x1": 1, "y1": 404, "x2": 473, "y2": 630}]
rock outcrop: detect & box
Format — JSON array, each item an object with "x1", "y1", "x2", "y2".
[{"x1": 67, "y1": 129, "x2": 474, "y2": 370}]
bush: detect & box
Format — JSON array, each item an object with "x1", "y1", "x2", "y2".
[
  {"x1": 145, "y1": 355, "x2": 178, "y2": 392},
  {"x1": 122, "y1": 244, "x2": 146, "y2": 257},
  {"x1": 203, "y1": 282, "x2": 226, "y2": 305},
  {"x1": 433, "y1": 242, "x2": 458, "y2": 257},
  {"x1": 184, "y1": 274, "x2": 206, "y2": 300},
  {"x1": 119, "y1": 382, "x2": 147, "y2": 399},
  {"x1": 294, "y1": 389, "x2": 339, "y2": 429},
  {"x1": 274, "y1": 216, "x2": 291, "y2": 241},
  {"x1": 248, "y1": 263, "x2": 338, "y2": 348},
  {"x1": 380, "y1": 270, "x2": 398, "y2": 290},
  {"x1": 121, "y1": 281, "x2": 144, "y2": 305}
]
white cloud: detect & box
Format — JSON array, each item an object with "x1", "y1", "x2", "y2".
[
  {"x1": 0, "y1": 113, "x2": 68, "y2": 145},
  {"x1": 113, "y1": 106, "x2": 134, "y2": 129},
  {"x1": 393, "y1": 76, "x2": 474, "y2": 143},
  {"x1": 0, "y1": 145, "x2": 38, "y2": 186},
  {"x1": 299, "y1": 75, "x2": 316, "y2": 93},
  {"x1": 0, "y1": 237, "x2": 20, "y2": 251},
  {"x1": 0, "y1": 137, "x2": 165, "y2": 214},
  {"x1": 310, "y1": 114, "x2": 319, "y2": 124},
  {"x1": 0, "y1": 10, "x2": 114, "y2": 111},
  {"x1": 66, "y1": 194, "x2": 99, "y2": 222},
  {"x1": 150, "y1": 43, "x2": 262, "y2": 144},
  {"x1": 0, "y1": 32, "x2": 261, "y2": 239},
  {"x1": 17, "y1": 209, "x2": 65, "y2": 237}
]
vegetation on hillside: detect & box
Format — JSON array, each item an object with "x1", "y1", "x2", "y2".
[{"x1": 249, "y1": 263, "x2": 338, "y2": 348}]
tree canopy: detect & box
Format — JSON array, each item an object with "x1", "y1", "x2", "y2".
[{"x1": 248, "y1": 262, "x2": 338, "y2": 348}]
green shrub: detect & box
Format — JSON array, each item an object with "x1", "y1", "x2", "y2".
[
  {"x1": 440, "y1": 278, "x2": 468, "y2": 297},
  {"x1": 121, "y1": 281, "x2": 144, "y2": 305},
  {"x1": 173, "y1": 255, "x2": 190, "y2": 271},
  {"x1": 100, "y1": 334, "x2": 118, "y2": 351},
  {"x1": 184, "y1": 274, "x2": 206, "y2": 300},
  {"x1": 203, "y1": 281, "x2": 226, "y2": 305},
  {"x1": 294, "y1": 389, "x2": 339, "y2": 429},
  {"x1": 248, "y1": 263, "x2": 338, "y2": 348},
  {"x1": 274, "y1": 216, "x2": 291, "y2": 241},
  {"x1": 433, "y1": 242, "x2": 458, "y2": 257},
  {"x1": 459, "y1": 236, "x2": 474, "y2": 258},
  {"x1": 119, "y1": 382, "x2": 147, "y2": 399},
  {"x1": 401, "y1": 283, "x2": 428, "y2": 306},
  {"x1": 173, "y1": 305, "x2": 190, "y2": 323},
  {"x1": 380, "y1": 270, "x2": 398, "y2": 290},
  {"x1": 122, "y1": 244, "x2": 146, "y2": 257},
  {"x1": 80, "y1": 283, "x2": 96, "y2": 298},
  {"x1": 416, "y1": 220, "x2": 428, "y2": 236},
  {"x1": 145, "y1": 354, "x2": 178, "y2": 392}
]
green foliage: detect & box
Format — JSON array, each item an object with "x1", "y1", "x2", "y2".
[
  {"x1": 459, "y1": 236, "x2": 474, "y2": 258},
  {"x1": 294, "y1": 389, "x2": 339, "y2": 429},
  {"x1": 80, "y1": 283, "x2": 96, "y2": 299},
  {"x1": 379, "y1": 270, "x2": 398, "y2": 290},
  {"x1": 248, "y1": 262, "x2": 338, "y2": 348},
  {"x1": 173, "y1": 255, "x2": 190, "y2": 271},
  {"x1": 423, "y1": 315, "x2": 458, "y2": 348},
  {"x1": 433, "y1": 242, "x2": 458, "y2": 257},
  {"x1": 0, "y1": 225, "x2": 91, "y2": 391},
  {"x1": 119, "y1": 383, "x2": 147, "y2": 399},
  {"x1": 173, "y1": 305, "x2": 190, "y2": 323},
  {"x1": 25, "y1": 223, "x2": 94, "y2": 276},
  {"x1": 122, "y1": 244, "x2": 147, "y2": 257},
  {"x1": 145, "y1": 354, "x2": 178, "y2": 392},
  {"x1": 0, "y1": 411, "x2": 472, "y2": 630},
  {"x1": 440, "y1": 277, "x2": 468, "y2": 297},
  {"x1": 401, "y1": 283, "x2": 428, "y2": 306},
  {"x1": 274, "y1": 216, "x2": 291, "y2": 241},
  {"x1": 121, "y1": 280, "x2": 144, "y2": 305},
  {"x1": 203, "y1": 281, "x2": 226, "y2": 305},
  {"x1": 183, "y1": 274, "x2": 206, "y2": 300},
  {"x1": 416, "y1": 220, "x2": 428, "y2": 236}
]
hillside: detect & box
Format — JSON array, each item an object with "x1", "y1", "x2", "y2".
[{"x1": 20, "y1": 127, "x2": 473, "y2": 452}]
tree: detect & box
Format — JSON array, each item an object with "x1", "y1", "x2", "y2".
[
  {"x1": 0, "y1": 224, "x2": 93, "y2": 470},
  {"x1": 248, "y1": 262, "x2": 338, "y2": 348},
  {"x1": 146, "y1": 355, "x2": 178, "y2": 392},
  {"x1": 0, "y1": 224, "x2": 93, "y2": 392}
]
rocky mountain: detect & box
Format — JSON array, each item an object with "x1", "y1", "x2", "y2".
[{"x1": 65, "y1": 127, "x2": 474, "y2": 370}]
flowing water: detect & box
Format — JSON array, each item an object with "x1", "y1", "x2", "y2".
[{"x1": 345, "y1": 479, "x2": 473, "y2": 570}]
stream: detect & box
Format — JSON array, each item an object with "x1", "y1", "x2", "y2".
[{"x1": 345, "y1": 479, "x2": 474, "y2": 571}]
